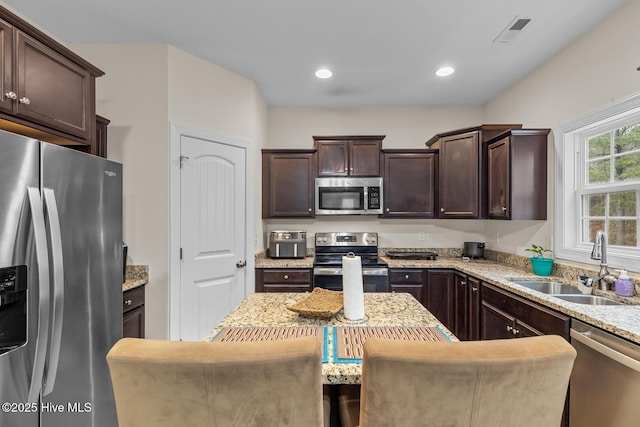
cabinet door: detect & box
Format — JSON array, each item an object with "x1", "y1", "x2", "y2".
[
  {"x1": 389, "y1": 269, "x2": 426, "y2": 306},
  {"x1": 16, "y1": 31, "x2": 92, "y2": 140},
  {"x1": 480, "y1": 301, "x2": 515, "y2": 340},
  {"x1": 439, "y1": 131, "x2": 479, "y2": 218},
  {"x1": 262, "y1": 151, "x2": 316, "y2": 218},
  {"x1": 349, "y1": 140, "x2": 381, "y2": 176},
  {"x1": 453, "y1": 272, "x2": 469, "y2": 340},
  {"x1": 383, "y1": 151, "x2": 437, "y2": 217},
  {"x1": 123, "y1": 306, "x2": 145, "y2": 338},
  {"x1": 425, "y1": 270, "x2": 454, "y2": 332},
  {"x1": 0, "y1": 19, "x2": 12, "y2": 114},
  {"x1": 467, "y1": 276, "x2": 481, "y2": 341},
  {"x1": 316, "y1": 141, "x2": 349, "y2": 176},
  {"x1": 255, "y1": 268, "x2": 312, "y2": 293},
  {"x1": 95, "y1": 115, "x2": 110, "y2": 158},
  {"x1": 487, "y1": 137, "x2": 510, "y2": 218}
]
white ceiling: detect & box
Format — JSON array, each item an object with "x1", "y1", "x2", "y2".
[{"x1": 1, "y1": 0, "x2": 630, "y2": 106}]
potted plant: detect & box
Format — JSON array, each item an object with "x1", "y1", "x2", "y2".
[{"x1": 525, "y1": 244, "x2": 554, "y2": 276}]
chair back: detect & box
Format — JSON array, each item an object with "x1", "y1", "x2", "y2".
[
  {"x1": 107, "y1": 336, "x2": 324, "y2": 427},
  {"x1": 358, "y1": 335, "x2": 576, "y2": 427}
]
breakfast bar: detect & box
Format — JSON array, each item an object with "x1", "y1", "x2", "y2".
[{"x1": 204, "y1": 292, "x2": 457, "y2": 384}]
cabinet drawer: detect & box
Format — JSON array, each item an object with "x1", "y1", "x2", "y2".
[
  {"x1": 262, "y1": 269, "x2": 311, "y2": 284},
  {"x1": 123, "y1": 286, "x2": 145, "y2": 312},
  {"x1": 481, "y1": 283, "x2": 569, "y2": 337},
  {"x1": 389, "y1": 269, "x2": 425, "y2": 284}
]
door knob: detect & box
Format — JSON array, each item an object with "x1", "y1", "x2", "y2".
[{"x1": 236, "y1": 260, "x2": 246, "y2": 268}]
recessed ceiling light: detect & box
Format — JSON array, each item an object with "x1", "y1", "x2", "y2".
[
  {"x1": 315, "y1": 68, "x2": 333, "y2": 79},
  {"x1": 435, "y1": 66, "x2": 455, "y2": 77}
]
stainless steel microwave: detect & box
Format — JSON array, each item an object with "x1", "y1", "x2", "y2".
[{"x1": 315, "y1": 177, "x2": 383, "y2": 215}]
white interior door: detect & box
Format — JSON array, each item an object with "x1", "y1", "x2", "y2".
[{"x1": 179, "y1": 135, "x2": 246, "y2": 341}]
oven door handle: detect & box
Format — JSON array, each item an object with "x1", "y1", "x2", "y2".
[{"x1": 314, "y1": 267, "x2": 388, "y2": 276}]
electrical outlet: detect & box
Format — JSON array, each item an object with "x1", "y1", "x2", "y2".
[{"x1": 418, "y1": 231, "x2": 426, "y2": 241}]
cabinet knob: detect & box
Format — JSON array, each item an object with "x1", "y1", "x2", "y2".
[
  {"x1": 125, "y1": 299, "x2": 132, "y2": 306},
  {"x1": 283, "y1": 274, "x2": 289, "y2": 280},
  {"x1": 386, "y1": 208, "x2": 390, "y2": 212},
  {"x1": 19, "y1": 97, "x2": 31, "y2": 105},
  {"x1": 5, "y1": 91, "x2": 16, "y2": 100},
  {"x1": 440, "y1": 208, "x2": 445, "y2": 213},
  {"x1": 308, "y1": 208, "x2": 312, "y2": 212},
  {"x1": 502, "y1": 206, "x2": 507, "y2": 212},
  {"x1": 506, "y1": 325, "x2": 513, "y2": 332},
  {"x1": 461, "y1": 280, "x2": 466, "y2": 286},
  {"x1": 472, "y1": 286, "x2": 478, "y2": 292},
  {"x1": 405, "y1": 274, "x2": 410, "y2": 280}
]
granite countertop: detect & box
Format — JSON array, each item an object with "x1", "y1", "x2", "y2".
[
  {"x1": 256, "y1": 253, "x2": 640, "y2": 345},
  {"x1": 204, "y1": 292, "x2": 456, "y2": 384},
  {"x1": 122, "y1": 265, "x2": 149, "y2": 291},
  {"x1": 380, "y1": 256, "x2": 640, "y2": 344},
  {"x1": 255, "y1": 256, "x2": 315, "y2": 269}
]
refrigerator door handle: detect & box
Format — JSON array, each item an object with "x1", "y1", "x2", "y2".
[
  {"x1": 26, "y1": 187, "x2": 51, "y2": 403},
  {"x1": 42, "y1": 188, "x2": 64, "y2": 396}
]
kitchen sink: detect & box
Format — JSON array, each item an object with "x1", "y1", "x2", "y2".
[
  {"x1": 511, "y1": 281, "x2": 582, "y2": 295},
  {"x1": 552, "y1": 294, "x2": 624, "y2": 306}
]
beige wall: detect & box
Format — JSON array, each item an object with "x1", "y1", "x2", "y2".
[
  {"x1": 264, "y1": 106, "x2": 489, "y2": 249},
  {"x1": 72, "y1": 44, "x2": 267, "y2": 339},
  {"x1": 483, "y1": 0, "x2": 640, "y2": 259},
  {"x1": 264, "y1": 0, "x2": 640, "y2": 259}
]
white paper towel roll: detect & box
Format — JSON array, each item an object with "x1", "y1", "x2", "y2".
[{"x1": 342, "y1": 253, "x2": 365, "y2": 320}]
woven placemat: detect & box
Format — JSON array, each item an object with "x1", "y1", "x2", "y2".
[
  {"x1": 333, "y1": 326, "x2": 450, "y2": 362},
  {"x1": 287, "y1": 288, "x2": 343, "y2": 318},
  {"x1": 211, "y1": 326, "x2": 329, "y2": 362}
]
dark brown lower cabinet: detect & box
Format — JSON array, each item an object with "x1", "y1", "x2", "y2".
[
  {"x1": 425, "y1": 270, "x2": 454, "y2": 332},
  {"x1": 467, "y1": 276, "x2": 481, "y2": 341},
  {"x1": 389, "y1": 268, "x2": 426, "y2": 306},
  {"x1": 480, "y1": 282, "x2": 570, "y2": 340},
  {"x1": 255, "y1": 268, "x2": 313, "y2": 293},
  {"x1": 123, "y1": 285, "x2": 145, "y2": 338}
]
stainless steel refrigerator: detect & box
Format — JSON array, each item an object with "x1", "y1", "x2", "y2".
[{"x1": 0, "y1": 130, "x2": 122, "y2": 426}]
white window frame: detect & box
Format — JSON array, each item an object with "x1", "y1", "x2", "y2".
[{"x1": 556, "y1": 92, "x2": 640, "y2": 273}]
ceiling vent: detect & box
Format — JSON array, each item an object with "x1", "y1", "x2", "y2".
[{"x1": 493, "y1": 16, "x2": 532, "y2": 44}]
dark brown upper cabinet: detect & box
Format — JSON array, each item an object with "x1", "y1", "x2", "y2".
[
  {"x1": 382, "y1": 149, "x2": 438, "y2": 218},
  {"x1": 262, "y1": 150, "x2": 316, "y2": 218},
  {"x1": 486, "y1": 129, "x2": 550, "y2": 220},
  {"x1": 313, "y1": 135, "x2": 384, "y2": 177},
  {"x1": 0, "y1": 8, "x2": 104, "y2": 154},
  {"x1": 426, "y1": 124, "x2": 522, "y2": 219}
]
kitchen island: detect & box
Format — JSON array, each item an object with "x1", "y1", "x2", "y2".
[{"x1": 204, "y1": 292, "x2": 456, "y2": 384}]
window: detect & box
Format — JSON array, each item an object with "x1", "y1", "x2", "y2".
[{"x1": 556, "y1": 93, "x2": 640, "y2": 272}]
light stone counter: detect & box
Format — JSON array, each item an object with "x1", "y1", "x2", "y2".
[
  {"x1": 122, "y1": 265, "x2": 148, "y2": 291},
  {"x1": 204, "y1": 292, "x2": 456, "y2": 384},
  {"x1": 255, "y1": 255, "x2": 315, "y2": 269},
  {"x1": 381, "y1": 257, "x2": 640, "y2": 344}
]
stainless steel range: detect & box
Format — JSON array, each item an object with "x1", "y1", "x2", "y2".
[{"x1": 313, "y1": 232, "x2": 389, "y2": 292}]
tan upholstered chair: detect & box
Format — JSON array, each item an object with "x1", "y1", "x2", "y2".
[
  {"x1": 339, "y1": 335, "x2": 576, "y2": 427},
  {"x1": 107, "y1": 336, "x2": 326, "y2": 427}
]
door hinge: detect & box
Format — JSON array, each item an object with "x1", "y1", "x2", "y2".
[{"x1": 180, "y1": 247, "x2": 183, "y2": 260}]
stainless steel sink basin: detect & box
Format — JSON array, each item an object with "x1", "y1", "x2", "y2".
[
  {"x1": 552, "y1": 294, "x2": 623, "y2": 306},
  {"x1": 511, "y1": 281, "x2": 582, "y2": 295}
]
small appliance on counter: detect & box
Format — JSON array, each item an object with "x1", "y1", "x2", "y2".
[
  {"x1": 268, "y1": 230, "x2": 307, "y2": 258},
  {"x1": 463, "y1": 242, "x2": 485, "y2": 259}
]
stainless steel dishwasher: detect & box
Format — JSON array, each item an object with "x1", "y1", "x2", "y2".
[{"x1": 569, "y1": 320, "x2": 640, "y2": 426}]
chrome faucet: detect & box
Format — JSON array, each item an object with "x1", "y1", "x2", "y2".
[{"x1": 590, "y1": 230, "x2": 616, "y2": 290}]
